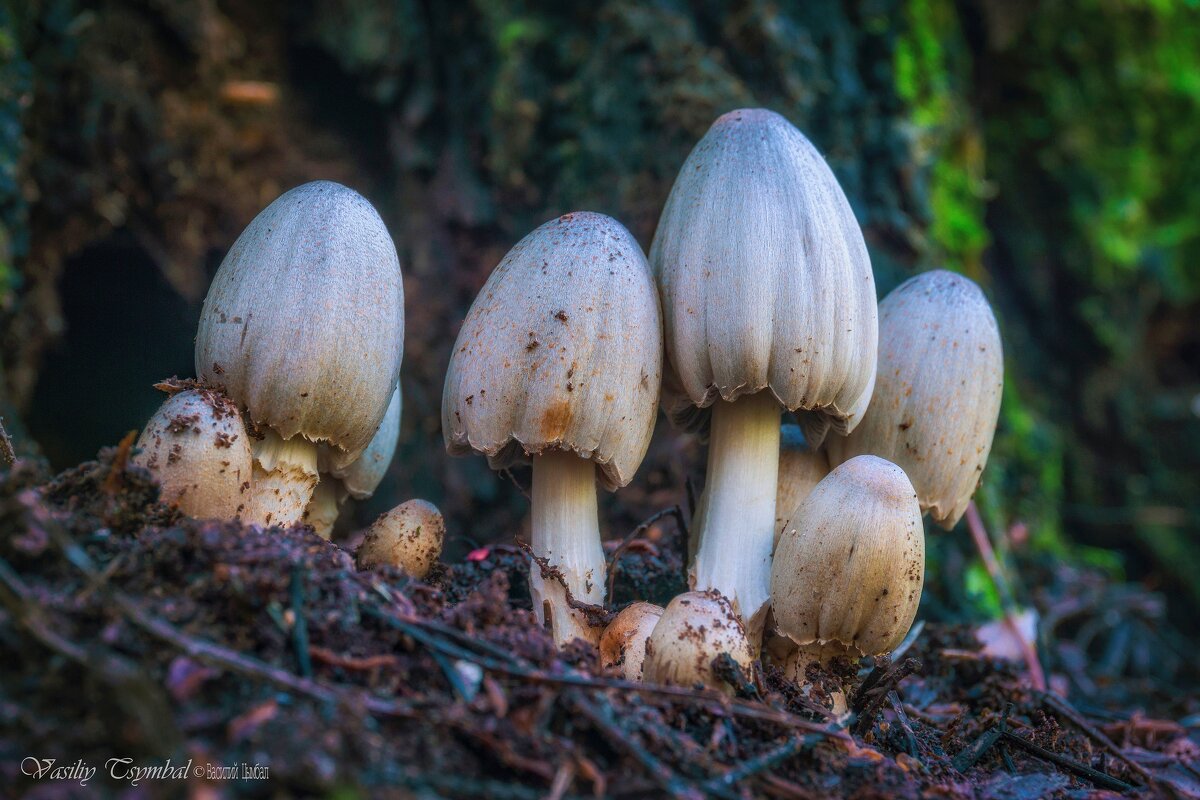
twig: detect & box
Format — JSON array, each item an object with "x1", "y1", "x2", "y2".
[
  {"x1": 1000, "y1": 743, "x2": 1016, "y2": 773},
  {"x1": 701, "y1": 735, "x2": 809, "y2": 794},
  {"x1": 853, "y1": 657, "x2": 920, "y2": 736},
  {"x1": 102, "y1": 430, "x2": 138, "y2": 495},
  {"x1": 40, "y1": 517, "x2": 419, "y2": 719},
  {"x1": 308, "y1": 646, "x2": 400, "y2": 671},
  {"x1": 517, "y1": 540, "x2": 611, "y2": 627},
  {"x1": 116, "y1": 591, "x2": 417, "y2": 717},
  {"x1": 456, "y1": 727, "x2": 557, "y2": 781},
  {"x1": 953, "y1": 704, "x2": 1011, "y2": 773},
  {"x1": 499, "y1": 468, "x2": 531, "y2": 500},
  {"x1": 1000, "y1": 729, "x2": 1133, "y2": 792},
  {"x1": 965, "y1": 501, "x2": 1046, "y2": 691},
  {"x1": 364, "y1": 603, "x2": 846, "y2": 739},
  {"x1": 1037, "y1": 690, "x2": 1152, "y2": 784},
  {"x1": 606, "y1": 505, "x2": 684, "y2": 600},
  {"x1": 569, "y1": 690, "x2": 705, "y2": 800},
  {"x1": 887, "y1": 692, "x2": 920, "y2": 757}
]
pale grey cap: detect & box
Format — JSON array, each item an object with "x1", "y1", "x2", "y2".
[
  {"x1": 771, "y1": 455, "x2": 924, "y2": 658},
  {"x1": 650, "y1": 109, "x2": 877, "y2": 445},
  {"x1": 196, "y1": 181, "x2": 405, "y2": 465},
  {"x1": 329, "y1": 384, "x2": 402, "y2": 500},
  {"x1": 824, "y1": 270, "x2": 1003, "y2": 529},
  {"x1": 442, "y1": 212, "x2": 662, "y2": 491}
]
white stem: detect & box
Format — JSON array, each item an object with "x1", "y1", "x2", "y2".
[
  {"x1": 783, "y1": 640, "x2": 856, "y2": 681},
  {"x1": 303, "y1": 478, "x2": 344, "y2": 539},
  {"x1": 689, "y1": 392, "x2": 781, "y2": 646},
  {"x1": 530, "y1": 450, "x2": 604, "y2": 647},
  {"x1": 242, "y1": 429, "x2": 318, "y2": 527}
]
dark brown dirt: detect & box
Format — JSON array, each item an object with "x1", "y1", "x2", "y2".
[{"x1": 1, "y1": 447, "x2": 1197, "y2": 798}]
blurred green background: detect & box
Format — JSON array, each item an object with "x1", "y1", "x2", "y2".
[{"x1": 1, "y1": 1, "x2": 1197, "y2": 616}]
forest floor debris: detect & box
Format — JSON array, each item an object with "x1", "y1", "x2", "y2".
[{"x1": 1, "y1": 446, "x2": 1197, "y2": 797}]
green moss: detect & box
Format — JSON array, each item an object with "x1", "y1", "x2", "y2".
[{"x1": 895, "y1": 0, "x2": 989, "y2": 276}]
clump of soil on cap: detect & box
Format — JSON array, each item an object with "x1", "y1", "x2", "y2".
[{"x1": 1, "y1": 443, "x2": 1197, "y2": 797}]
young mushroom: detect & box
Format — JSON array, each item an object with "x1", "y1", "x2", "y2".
[
  {"x1": 134, "y1": 388, "x2": 252, "y2": 520},
  {"x1": 305, "y1": 384, "x2": 402, "y2": 538},
  {"x1": 599, "y1": 602, "x2": 664, "y2": 681},
  {"x1": 195, "y1": 181, "x2": 404, "y2": 527},
  {"x1": 357, "y1": 499, "x2": 445, "y2": 579},
  {"x1": 651, "y1": 109, "x2": 877, "y2": 642},
  {"x1": 774, "y1": 424, "x2": 830, "y2": 549},
  {"x1": 642, "y1": 591, "x2": 753, "y2": 695},
  {"x1": 443, "y1": 212, "x2": 662, "y2": 647},
  {"x1": 770, "y1": 455, "x2": 924, "y2": 679},
  {"x1": 824, "y1": 270, "x2": 1003, "y2": 529}
]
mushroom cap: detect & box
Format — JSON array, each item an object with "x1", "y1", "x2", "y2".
[
  {"x1": 775, "y1": 424, "x2": 831, "y2": 547},
  {"x1": 134, "y1": 388, "x2": 252, "y2": 520},
  {"x1": 328, "y1": 384, "x2": 402, "y2": 500},
  {"x1": 650, "y1": 108, "x2": 877, "y2": 444},
  {"x1": 770, "y1": 455, "x2": 924, "y2": 658},
  {"x1": 357, "y1": 499, "x2": 445, "y2": 579},
  {"x1": 442, "y1": 212, "x2": 662, "y2": 491},
  {"x1": 642, "y1": 591, "x2": 753, "y2": 693},
  {"x1": 599, "y1": 602, "x2": 664, "y2": 681},
  {"x1": 196, "y1": 181, "x2": 405, "y2": 464},
  {"x1": 823, "y1": 270, "x2": 1003, "y2": 528}
]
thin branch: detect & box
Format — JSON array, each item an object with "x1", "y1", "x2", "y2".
[{"x1": 965, "y1": 501, "x2": 1046, "y2": 691}]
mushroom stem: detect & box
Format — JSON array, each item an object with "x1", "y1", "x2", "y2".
[
  {"x1": 530, "y1": 450, "x2": 605, "y2": 647},
  {"x1": 690, "y1": 391, "x2": 781, "y2": 645},
  {"x1": 304, "y1": 479, "x2": 343, "y2": 539},
  {"x1": 783, "y1": 641, "x2": 859, "y2": 680},
  {"x1": 243, "y1": 429, "x2": 319, "y2": 527}
]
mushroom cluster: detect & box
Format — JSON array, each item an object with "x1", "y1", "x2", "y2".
[
  {"x1": 129, "y1": 108, "x2": 1005, "y2": 700},
  {"x1": 136, "y1": 182, "x2": 439, "y2": 564}
]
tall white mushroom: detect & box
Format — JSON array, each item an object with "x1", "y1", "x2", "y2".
[
  {"x1": 134, "y1": 388, "x2": 252, "y2": 520},
  {"x1": 443, "y1": 212, "x2": 662, "y2": 647},
  {"x1": 196, "y1": 181, "x2": 404, "y2": 527},
  {"x1": 651, "y1": 108, "x2": 877, "y2": 641},
  {"x1": 824, "y1": 270, "x2": 1003, "y2": 529}
]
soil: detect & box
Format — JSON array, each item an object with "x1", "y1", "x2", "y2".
[{"x1": 1, "y1": 444, "x2": 1197, "y2": 798}]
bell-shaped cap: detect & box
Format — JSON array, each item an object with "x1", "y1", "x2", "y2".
[
  {"x1": 599, "y1": 602, "x2": 664, "y2": 682},
  {"x1": 775, "y1": 424, "x2": 830, "y2": 548},
  {"x1": 196, "y1": 181, "x2": 405, "y2": 465},
  {"x1": 824, "y1": 270, "x2": 1003, "y2": 528},
  {"x1": 770, "y1": 455, "x2": 924, "y2": 659},
  {"x1": 650, "y1": 109, "x2": 877, "y2": 445},
  {"x1": 330, "y1": 384, "x2": 402, "y2": 500},
  {"x1": 442, "y1": 212, "x2": 662, "y2": 491},
  {"x1": 134, "y1": 388, "x2": 252, "y2": 520},
  {"x1": 357, "y1": 499, "x2": 445, "y2": 579},
  {"x1": 642, "y1": 591, "x2": 753, "y2": 694}
]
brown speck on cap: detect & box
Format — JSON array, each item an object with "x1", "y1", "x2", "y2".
[
  {"x1": 441, "y1": 211, "x2": 662, "y2": 492},
  {"x1": 825, "y1": 270, "x2": 1002, "y2": 529}
]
